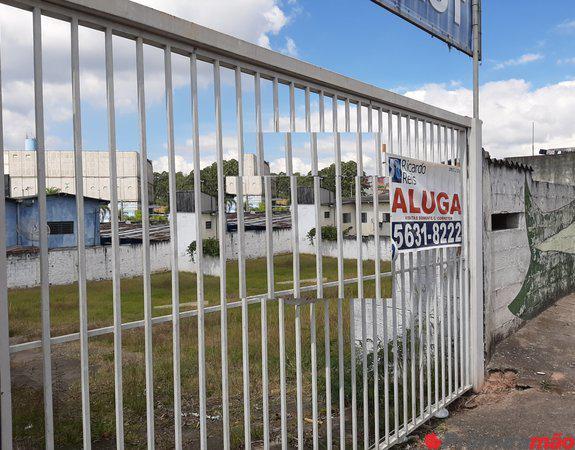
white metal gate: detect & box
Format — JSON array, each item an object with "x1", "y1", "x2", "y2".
[{"x1": 0, "y1": 0, "x2": 483, "y2": 448}]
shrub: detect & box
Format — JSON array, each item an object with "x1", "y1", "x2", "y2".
[
  {"x1": 306, "y1": 225, "x2": 341, "y2": 245},
  {"x1": 187, "y1": 238, "x2": 220, "y2": 262}
]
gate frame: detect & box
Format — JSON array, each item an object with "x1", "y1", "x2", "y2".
[{"x1": 0, "y1": 0, "x2": 485, "y2": 448}]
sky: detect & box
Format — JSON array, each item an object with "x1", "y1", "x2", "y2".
[{"x1": 1, "y1": 0, "x2": 574, "y2": 174}]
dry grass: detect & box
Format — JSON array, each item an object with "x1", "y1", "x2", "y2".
[{"x1": 9, "y1": 254, "x2": 392, "y2": 448}]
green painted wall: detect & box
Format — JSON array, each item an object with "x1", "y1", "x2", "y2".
[{"x1": 508, "y1": 183, "x2": 575, "y2": 319}]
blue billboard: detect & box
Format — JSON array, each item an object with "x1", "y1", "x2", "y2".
[{"x1": 371, "y1": 0, "x2": 475, "y2": 57}]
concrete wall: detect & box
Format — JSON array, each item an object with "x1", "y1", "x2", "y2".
[
  {"x1": 483, "y1": 157, "x2": 575, "y2": 354},
  {"x1": 7, "y1": 242, "x2": 172, "y2": 288},
  {"x1": 176, "y1": 210, "x2": 392, "y2": 275},
  {"x1": 507, "y1": 153, "x2": 575, "y2": 186}
]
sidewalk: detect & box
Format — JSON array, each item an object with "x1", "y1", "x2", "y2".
[{"x1": 433, "y1": 293, "x2": 575, "y2": 449}]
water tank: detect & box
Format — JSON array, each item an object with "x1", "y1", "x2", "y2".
[{"x1": 25, "y1": 137, "x2": 38, "y2": 151}]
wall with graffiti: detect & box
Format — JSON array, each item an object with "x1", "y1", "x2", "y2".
[{"x1": 482, "y1": 156, "x2": 575, "y2": 355}]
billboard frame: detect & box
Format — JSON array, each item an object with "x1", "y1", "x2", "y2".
[{"x1": 370, "y1": 0, "x2": 481, "y2": 59}]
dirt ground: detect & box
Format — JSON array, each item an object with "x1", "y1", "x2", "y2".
[{"x1": 406, "y1": 293, "x2": 575, "y2": 449}]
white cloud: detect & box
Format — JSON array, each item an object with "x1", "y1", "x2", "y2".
[
  {"x1": 556, "y1": 19, "x2": 575, "y2": 32},
  {"x1": 152, "y1": 155, "x2": 194, "y2": 173},
  {"x1": 282, "y1": 37, "x2": 298, "y2": 57},
  {"x1": 494, "y1": 53, "x2": 543, "y2": 70},
  {"x1": 404, "y1": 79, "x2": 575, "y2": 158},
  {"x1": 557, "y1": 57, "x2": 575, "y2": 65},
  {"x1": 0, "y1": 0, "x2": 297, "y2": 148},
  {"x1": 135, "y1": 0, "x2": 291, "y2": 49}
]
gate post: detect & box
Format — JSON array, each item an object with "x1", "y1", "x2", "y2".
[{"x1": 468, "y1": 118, "x2": 485, "y2": 391}]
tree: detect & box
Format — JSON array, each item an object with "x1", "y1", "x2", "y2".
[{"x1": 152, "y1": 159, "x2": 239, "y2": 209}]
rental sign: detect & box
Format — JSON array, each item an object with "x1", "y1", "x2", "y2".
[
  {"x1": 388, "y1": 154, "x2": 463, "y2": 252},
  {"x1": 370, "y1": 0, "x2": 474, "y2": 56}
]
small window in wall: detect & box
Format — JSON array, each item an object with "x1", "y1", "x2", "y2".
[
  {"x1": 343, "y1": 213, "x2": 351, "y2": 224},
  {"x1": 48, "y1": 221, "x2": 74, "y2": 235},
  {"x1": 324, "y1": 211, "x2": 330, "y2": 219},
  {"x1": 205, "y1": 221, "x2": 212, "y2": 230},
  {"x1": 491, "y1": 213, "x2": 521, "y2": 231},
  {"x1": 361, "y1": 212, "x2": 367, "y2": 223},
  {"x1": 381, "y1": 213, "x2": 390, "y2": 223}
]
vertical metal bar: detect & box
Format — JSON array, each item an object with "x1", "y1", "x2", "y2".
[
  {"x1": 278, "y1": 158, "x2": 288, "y2": 450},
  {"x1": 418, "y1": 254, "x2": 425, "y2": 417},
  {"x1": 367, "y1": 104, "x2": 373, "y2": 133},
  {"x1": 105, "y1": 26, "x2": 124, "y2": 450},
  {"x1": 424, "y1": 250, "x2": 432, "y2": 416},
  {"x1": 0, "y1": 17, "x2": 13, "y2": 449},
  {"x1": 345, "y1": 98, "x2": 350, "y2": 132},
  {"x1": 355, "y1": 107, "x2": 368, "y2": 450},
  {"x1": 141, "y1": 35, "x2": 157, "y2": 450},
  {"x1": 305, "y1": 86, "x2": 311, "y2": 132},
  {"x1": 350, "y1": 299, "x2": 358, "y2": 450},
  {"x1": 312, "y1": 131, "x2": 331, "y2": 448},
  {"x1": 388, "y1": 112, "x2": 399, "y2": 439},
  {"x1": 289, "y1": 81, "x2": 296, "y2": 132},
  {"x1": 459, "y1": 130, "x2": 466, "y2": 392},
  {"x1": 440, "y1": 248, "x2": 447, "y2": 407},
  {"x1": 273, "y1": 77, "x2": 279, "y2": 132},
  {"x1": 397, "y1": 116, "x2": 409, "y2": 436},
  {"x1": 33, "y1": 9, "x2": 55, "y2": 448},
  {"x1": 235, "y1": 67, "x2": 252, "y2": 448},
  {"x1": 406, "y1": 118, "x2": 417, "y2": 428},
  {"x1": 447, "y1": 248, "x2": 454, "y2": 400},
  {"x1": 319, "y1": 90, "x2": 325, "y2": 133},
  {"x1": 428, "y1": 124, "x2": 439, "y2": 413},
  {"x1": 399, "y1": 254, "x2": 408, "y2": 434},
  {"x1": 372, "y1": 133, "x2": 382, "y2": 447},
  {"x1": 334, "y1": 97, "x2": 346, "y2": 448},
  {"x1": 213, "y1": 60, "x2": 230, "y2": 449},
  {"x1": 310, "y1": 132, "x2": 321, "y2": 449},
  {"x1": 70, "y1": 16, "x2": 92, "y2": 449},
  {"x1": 190, "y1": 52, "x2": 207, "y2": 450},
  {"x1": 255, "y1": 72, "x2": 271, "y2": 450},
  {"x1": 306, "y1": 101, "x2": 319, "y2": 450},
  {"x1": 288, "y1": 113, "x2": 304, "y2": 448},
  {"x1": 378, "y1": 110, "x2": 390, "y2": 446},
  {"x1": 416, "y1": 121, "x2": 425, "y2": 420},
  {"x1": 409, "y1": 251, "x2": 417, "y2": 426},
  {"x1": 161, "y1": 43, "x2": 182, "y2": 448}
]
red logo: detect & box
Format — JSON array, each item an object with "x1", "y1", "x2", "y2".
[{"x1": 424, "y1": 432, "x2": 442, "y2": 449}]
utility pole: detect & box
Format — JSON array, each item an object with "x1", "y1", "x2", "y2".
[
  {"x1": 473, "y1": 0, "x2": 481, "y2": 118},
  {"x1": 532, "y1": 122, "x2": 535, "y2": 156},
  {"x1": 470, "y1": 0, "x2": 485, "y2": 392}
]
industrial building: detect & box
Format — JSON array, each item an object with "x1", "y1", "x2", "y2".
[
  {"x1": 3, "y1": 139, "x2": 154, "y2": 216},
  {"x1": 5, "y1": 193, "x2": 105, "y2": 249}
]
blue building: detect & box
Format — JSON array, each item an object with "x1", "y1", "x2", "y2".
[{"x1": 5, "y1": 193, "x2": 105, "y2": 249}]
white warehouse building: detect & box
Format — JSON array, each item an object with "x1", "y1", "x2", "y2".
[{"x1": 3, "y1": 148, "x2": 154, "y2": 215}]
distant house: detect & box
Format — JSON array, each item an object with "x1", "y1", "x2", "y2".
[
  {"x1": 175, "y1": 191, "x2": 218, "y2": 240},
  {"x1": 297, "y1": 186, "x2": 391, "y2": 238},
  {"x1": 5, "y1": 193, "x2": 105, "y2": 249}
]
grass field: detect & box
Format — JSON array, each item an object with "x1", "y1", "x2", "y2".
[{"x1": 9, "y1": 254, "x2": 392, "y2": 448}]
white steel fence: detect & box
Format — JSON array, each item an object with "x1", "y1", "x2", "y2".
[{"x1": 0, "y1": 0, "x2": 483, "y2": 448}]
